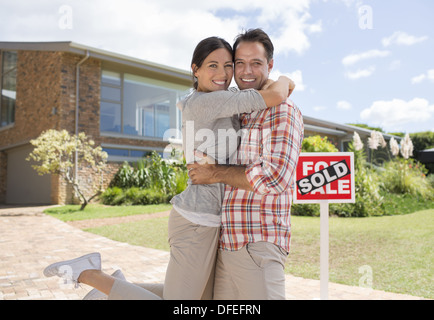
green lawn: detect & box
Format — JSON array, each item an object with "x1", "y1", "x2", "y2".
[
  {"x1": 44, "y1": 203, "x2": 172, "y2": 221},
  {"x1": 287, "y1": 209, "x2": 433, "y2": 299},
  {"x1": 44, "y1": 204, "x2": 433, "y2": 299}
]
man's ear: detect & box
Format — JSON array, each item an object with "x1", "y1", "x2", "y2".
[{"x1": 267, "y1": 58, "x2": 274, "y2": 75}]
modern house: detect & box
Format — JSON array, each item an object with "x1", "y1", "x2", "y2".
[
  {"x1": 303, "y1": 115, "x2": 401, "y2": 156},
  {"x1": 0, "y1": 41, "x2": 399, "y2": 205}
]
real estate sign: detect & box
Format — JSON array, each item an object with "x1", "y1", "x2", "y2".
[
  {"x1": 292, "y1": 152, "x2": 355, "y2": 300},
  {"x1": 293, "y1": 152, "x2": 355, "y2": 204}
]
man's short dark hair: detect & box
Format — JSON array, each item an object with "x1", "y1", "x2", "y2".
[{"x1": 233, "y1": 28, "x2": 274, "y2": 62}]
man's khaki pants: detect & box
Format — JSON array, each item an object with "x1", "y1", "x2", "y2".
[{"x1": 213, "y1": 242, "x2": 288, "y2": 300}]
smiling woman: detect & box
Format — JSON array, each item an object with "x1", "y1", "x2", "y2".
[
  {"x1": 190, "y1": 37, "x2": 233, "y2": 92},
  {"x1": 192, "y1": 48, "x2": 234, "y2": 92}
]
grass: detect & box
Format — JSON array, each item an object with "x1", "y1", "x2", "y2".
[
  {"x1": 44, "y1": 200, "x2": 434, "y2": 299},
  {"x1": 86, "y1": 217, "x2": 170, "y2": 252},
  {"x1": 287, "y1": 210, "x2": 433, "y2": 299},
  {"x1": 380, "y1": 193, "x2": 434, "y2": 216},
  {"x1": 44, "y1": 203, "x2": 172, "y2": 221}
]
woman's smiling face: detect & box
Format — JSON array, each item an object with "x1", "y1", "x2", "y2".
[{"x1": 193, "y1": 48, "x2": 234, "y2": 93}]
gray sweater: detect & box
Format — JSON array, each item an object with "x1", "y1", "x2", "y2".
[{"x1": 170, "y1": 88, "x2": 268, "y2": 227}]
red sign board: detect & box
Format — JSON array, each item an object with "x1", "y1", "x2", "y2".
[{"x1": 293, "y1": 152, "x2": 355, "y2": 204}]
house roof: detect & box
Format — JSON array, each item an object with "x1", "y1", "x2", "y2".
[
  {"x1": 0, "y1": 41, "x2": 191, "y2": 82},
  {"x1": 0, "y1": 41, "x2": 402, "y2": 142},
  {"x1": 303, "y1": 114, "x2": 402, "y2": 141}
]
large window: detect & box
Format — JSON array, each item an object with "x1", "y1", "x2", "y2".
[
  {"x1": 100, "y1": 70, "x2": 188, "y2": 140},
  {"x1": 0, "y1": 51, "x2": 17, "y2": 128}
]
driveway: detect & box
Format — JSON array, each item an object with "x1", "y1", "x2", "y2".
[{"x1": 0, "y1": 205, "x2": 426, "y2": 300}]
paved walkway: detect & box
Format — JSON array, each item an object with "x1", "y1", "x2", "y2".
[{"x1": 0, "y1": 205, "x2": 427, "y2": 300}]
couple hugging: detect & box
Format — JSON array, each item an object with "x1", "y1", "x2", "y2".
[{"x1": 44, "y1": 28, "x2": 304, "y2": 300}]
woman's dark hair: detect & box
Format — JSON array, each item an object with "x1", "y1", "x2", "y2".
[
  {"x1": 191, "y1": 37, "x2": 233, "y2": 89},
  {"x1": 233, "y1": 28, "x2": 274, "y2": 62}
]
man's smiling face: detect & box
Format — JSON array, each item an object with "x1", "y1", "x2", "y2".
[{"x1": 234, "y1": 41, "x2": 274, "y2": 91}]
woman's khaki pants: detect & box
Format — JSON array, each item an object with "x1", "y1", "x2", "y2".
[{"x1": 108, "y1": 208, "x2": 220, "y2": 300}]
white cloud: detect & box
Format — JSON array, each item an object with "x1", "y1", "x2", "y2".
[
  {"x1": 313, "y1": 105, "x2": 327, "y2": 112},
  {"x1": 411, "y1": 69, "x2": 434, "y2": 84},
  {"x1": 342, "y1": 50, "x2": 388, "y2": 81},
  {"x1": 382, "y1": 31, "x2": 428, "y2": 47},
  {"x1": 0, "y1": 0, "x2": 322, "y2": 70},
  {"x1": 270, "y1": 69, "x2": 306, "y2": 91},
  {"x1": 337, "y1": 100, "x2": 352, "y2": 110},
  {"x1": 345, "y1": 66, "x2": 375, "y2": 80},
  {"x1": 360, "y1": 98, "x2": 434, "y2": 131},
  {"x1": 251, "y1": 1, "x2": 322, "y2": 56},
  {"x1": 342, "y1": 49, "x2": 390, "y2": 66},
  {"x1": 411, "y1": 74, "x2": 427, "y2": 84}
]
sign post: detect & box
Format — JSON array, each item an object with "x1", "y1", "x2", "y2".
[
  {"x1": 319, "y1": 201, "x2": 329, "y2": 300},
  {"x1": 293, "y1": 152, "x2": 355, "y2": 300}
]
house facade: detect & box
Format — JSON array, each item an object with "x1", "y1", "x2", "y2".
[
  {"x1": 0, "y1": 41, "x2": 399, "y2": 205},
  {"x1": 0, "y1": 42, "x2": 191, "y2": 205}
]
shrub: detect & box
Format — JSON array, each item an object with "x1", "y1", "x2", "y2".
[
  {"x1": 100, "y1": 187, "x2": 174, "y2": 206},
  {"x1": 100, "y1": 187, "x2": 124, "y2": 206},
  {"x1": 109, "y1": 151, "x2": 188, "y2": 195},
  {"x1": 380, "y1": 159, "x2": 434, "y2": 200},
  {"x1": 291, "y1": 203, "x2": 319, "y2": 217},
  {"x1": 333, "y1": 143, "x2": 385, "y2": 217},
  {"x1": 123, "y1": 187, "x2": 143, "y2": 205},
  {"x1": 174, "y1": 166, "x2": 189, "y2": 194},
  {"x1": 302, "y1": 135, "x2": 339, "y2": 153},
  {"x1": 427, "y1": 174, "x2": 434, "y2": 189},
  {"x1": 103, "y1": 151, "x2": 189, "y2": 206},
  {"x1": 109, "y1": 162, "x2": 139, "y2": 189}
]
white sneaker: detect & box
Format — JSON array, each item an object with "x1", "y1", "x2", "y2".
[
  {"x1": 43, "y1": 252, "x2": 101, "y2": 286},
  {"x1": 83, "y1": 269, "x2": 126, "y2": 300}
]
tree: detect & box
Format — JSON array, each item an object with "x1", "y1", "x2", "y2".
[
  {"x1": 410, "y1": 131, "x2": 434, "y2": 151},
  {"x1": 27, "y1": 129, "x2": 108, "y2": 210}
]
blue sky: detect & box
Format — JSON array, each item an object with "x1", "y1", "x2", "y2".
[{"x1": 1, "y1": 0, "x2": 433, "y2": 133}]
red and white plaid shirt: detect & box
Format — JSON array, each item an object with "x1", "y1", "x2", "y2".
[{"x1": 219, "y1": 100, "x2": 304, "y2": 252}]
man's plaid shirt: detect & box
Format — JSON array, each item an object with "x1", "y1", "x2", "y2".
[{"x1": 219, "y1": 100, "x2": 304, "y2": 252}]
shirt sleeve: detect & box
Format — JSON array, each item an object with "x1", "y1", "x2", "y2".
[
  {"x1": 245, "y1": 103, "x2": 304, "y2": 195},
  {"x1": 186, "y1": 89, "x2": 268, "y2": 120}
]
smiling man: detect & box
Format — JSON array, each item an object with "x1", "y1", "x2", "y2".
[
  {"x1": 234, "y1": 41, "x2": 273, "y2": 91},
  {"x1": 188, "y1": 29, "x2": 304, "y2": 300}
]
